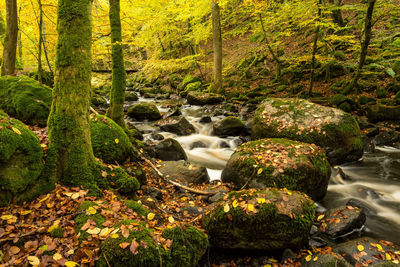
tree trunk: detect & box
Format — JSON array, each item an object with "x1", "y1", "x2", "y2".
[
  {"x1": 259, "y1": 13, "x2": 281, "y2": 80},
  {"x1": 1, "y1": 0, "x2": 18, "y2": 76},
  {"x1": 212, "y1": 0, "x2": 223, "y2": 94},
  {"x1": 107, "y1": 0, "x2": 126, "y2": 127},
  {"x1": 45, "y1": 0, "x2": 101, "y2": 193},
  {"x1": 329, "y1": 0, "x2": 345, "y2": 27},
  {"x1": 346, "y1": 0, "x2": 376, "y2": 94},
  {"x1": 37, "y1": 0, "x2": 43, "y2": 82},
  {"x1": 308, "y1": 0, "x2": 322, "y2": 97}
]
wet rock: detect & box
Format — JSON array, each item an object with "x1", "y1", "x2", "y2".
[
  {"x1": 298, "y1": 253, "x2": 352, "y2": 267},
  {"x1": 213, "y1": 116, "x2": 246, "y2": 137},
  {"x1": 221, "y1": 138, "x2": 331, "y2": 201},
  {"x1": 322, "y1": 206, "x2": 366, "y2": 239},
  {"x1": 156, "y1": 116, "x2": 196, "y2": 136},
  {"x1": 365, "y1": 127, "x2": 380, "y2": 137},
  {"x1": 151, "y1": 132, "x2": 164, "y2": 141},
  {"x1": 179, "y1": 205, "x2": 204, "y2": 218},
  {"x1": 367, "y1": 104, "x2": 400, "y2": 122},
  {"x1": 125, "y1": 91, "x2": 139, "y2": 101},
  {"x1": 373, "y1": 130, "x2": 400, "y2": 147},
  {"x1": 127, "y1": 102, "x2": 162, "y2": 121},
  {"x1": 126, "y1": 123, "x2": 144, "y2": 141},
  {"x1": 202, "y1": 188, "x2": 315, "y2": 251},
  {"x1": 190, "y1": 141, "x2": 207, "y2": 149},
  {"x1": 143, "y1": 186, "x2": 163, "y2": 201},
  {"x1": 92, "y1": 94, "x2": 107, "y2": 107},
  {"x1": 159, "y1": 161, "x2": 209, "y2": 185},
  {"x1": 346, "y1": 199, "x2": 376, "y2": 215},
  {"x1": 252, "y1": 98, "x2": 363, "y2": 165},
  {"x1": 123, "y1": 163, "x2": 146, "y2": 186},
  {"x1": 308, "y1": 237, "x2": 328, "y2": 248},
  {"x1": 200, "y1": 116, "x2": 212, "y2": 123},
  {"x1": 187, "y1": 91, "x2": 224, "y2": 105},
  {"x1": 334, "y1": 237, "x2": 400, "y2": 266},
  {"x1": 209, "y1": 192, "x2": 225, "y2": 203},
  {"x1": 165, "y1": 106, "x2": 182, "y2": 118},
  {"x1": 219, "y1": 141, "x2": 230, "y2": 148},
  {"x1": 153, "y1": 138, "x2": 187, "y2": 161}
]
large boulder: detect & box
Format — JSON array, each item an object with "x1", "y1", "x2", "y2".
[
  {"x1": 0, "y1": 76, "x2": 52, "y2": 126},
  {"x1": 127, "y1": 103, "x2": 162, "y2": 121},
  {"x1": 221, "y1": 138, "x2": 331, "y2": 201},
  {"x1": 90, "y1": 115, "x2": 136, "y2": 164},
  {"x1": 156, "y1": 116, "x2": 196, "y2": 136},
  {"x1": 252, "y1": 98, "x2": 363, "y2": 165},
  {"x1": 0, "y1": 113, "x2": 49, "y2": 206},
  {"x1": 367, "y1": 104, "x2": 400, "y2": 122},
  {"x1": 213, "y1": 116, "x2": 246, "y2": 137},
  {"x1": 202, "y1": 188, "x2": 315, "y2": 251},
  {"x1": 154, "y1": 138, "x2": 187, "y2": 161},
  {"x1": 98, "y1": 221, "x2": 208, "y2": 267},
  {"x1": 186, "y1": 91, "x2": 224, "y2": 105},
  {"x1": 159, "y1": 161, "x2": 209, "y2": 185}
]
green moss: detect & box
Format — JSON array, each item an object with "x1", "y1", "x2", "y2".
[
  {"x1": 90, "y1": 115, "x2": 135, "y2": 164},
  {"x1": 124, "y1": 200, "x2": 150, "y2": 216},
  {"x1": 74, "y1": 201, "x2": 106, "y2": 241},
  {"x1": 376, "y1": 88, "x2": 387, "y2": 99},
  {"x1": 0, "y1": 76, "x2": 52, "y2": 126},
  {"x1": 127, "y1": 103, "x2": 161, "y2": 121},
  {"x1": 105, "y1": 166, "x2": 139, "y2": 197},
  {"x1": 49, "y1": 227, "x2": 64, "y2": 238}
]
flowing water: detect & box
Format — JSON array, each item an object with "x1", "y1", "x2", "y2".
[{"x1": 127, "y1": 95, "x2": 400, "y2": 244}]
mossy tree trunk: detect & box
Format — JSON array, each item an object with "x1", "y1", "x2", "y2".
[
  {"x1": 45, "y1": 0, "x2": 101, "y2": 193},
  {"x1": 212, "y1": 0, "x2": 223, "y2": 94},
  {"x1": 259, "y1": 13, "x2": 281, "y2": 80},
  {"x1": 37, "y1": 0, "x2": 43, "y2": 83},
  {"x1": 308, "y1": 0, "x2": 322, "y2": 97},
  {"x1": 107, "y1": 0, "x2": 126, "y2": 127},
  {"x1": 346, "y1": 0, "x2": 376, "y2": 94},
  {"x1": 1, "y1": 0, "x2": 18, "y2": 76},
  {"x1": 0, "y1": 11, "x2": 5, "y2": 44},
  {"x1": 328, "y1": 0, "x2": 345, "y2": 27}
]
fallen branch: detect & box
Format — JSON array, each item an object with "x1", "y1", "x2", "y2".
[
  {"x1": 90, "y1": 107, "x2": 99, "y2": 115},
  {"x1": 140, "y1": 156, "x2": 215, "y2": 196}
]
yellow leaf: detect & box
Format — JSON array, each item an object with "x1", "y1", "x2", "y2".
[
  {"x1": 232, "y1": 199, "x2": 239, "y2": 208},
  {"x1": 376, "y1": 244, "x2": 383, "y2": 251},
  {"x1": 65, "y1": 261, "x2": 79, "y2": 267},
  {"x1": 115, "y1": 138, "x2": 119, "y2": 144},
  {"x1": 111, "y1": 233, "x2": 119, "y2": 239},
  {"x1": 67, "y1": 249, "x2": 74, "y2": 255},
  {"x1": 168, "y1": 216, "x2": 175, "y2": 224},
  {"x1": 39, "y1": 194, "x2": 50, "y2": 203},
  {"x1": 357, "y1": 245, "x2": 364, "y2": 252},
  {"x1": 87, "y1": 227, "x2": 101, "y2": 235},
  {"x1": 20, "y1": 210, "x2": 32, "y2": 215},
  {"x1": 28, "y1": 256, "x2": 40, "y2": 266},
  {"x1": 99, "y1": 227, "x2": 112, "y2": 237},
  {"x1": 247, "y1": 204, "x2": 255, "y2": 212},
  {"x1": 264, "y1": 265, "x2": 271, "y2": 267},
  {"x1": 71, "y1": 193, "x2": 80, "y2": 200},
  {"x1": 1, "y1": 214, "x2": 14, "y2": 220},
  {"x1": 385, "y1": 253, "x2": 391, "y2": 261},
  {"x1": 317, "y1": 214, "x2": 325, "y2": 221},
  {"x1": 313, "y1": 256, "x2": 318, "y2": 261},
  {"x1": 12, "y1": 127, "x2": 22, "y2": 135},
  {"x1": 147, "y1": 213, "x2": 155, "y2": 220},
  {"x1": 223, "y1": 204, "x2": 230, "y2": 213},
  {"x1": 305, "y1": 255, "x2": 312, "y2": 262},
  {"x1": 53, "y1": 253, "x2": 63, "y2": 261},
  {"x1": 257, "y1": 168, "x2": 263, "y2": 175},
  {"x1": 86, "y1": 206, "x2": 97, "y2": 215},
  {"x1": 257, "y1": 198, "x2": 266, "y2": 204}
]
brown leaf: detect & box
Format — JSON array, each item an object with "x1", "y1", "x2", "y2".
[
  {"x1": 9, "y1": 246, "x2": 20, "y2": 255},
  {"x1": 130, "y1": 239, "x2": 139, "y2": 255},
  {"x1": 165, "y1": 239, "x2": 173, "y2": 249},
  {"x1": 140, "y1": 240, "x2": 149, "y2": 249},
  {"x1": 121, "y1": 226, "x2": 130, "y2": 239},
  {"x1": 119, "y1": 242, "x2": 130, "y2": 249}
]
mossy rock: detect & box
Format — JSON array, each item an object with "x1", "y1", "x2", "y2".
[
  {"x1": 124, "y1": 200, "x2": 150, "y2": 217},
  {"x1": 156, "y1": 116, "x2": 195, "y2": 136},
  {"x1": 330, "y1": 94, "x2": 348, "y2": 106},
  {"x1": 127, "y1": 103, "x2": 162, "y2": 121},
  {"x1": 202, "y1": 188, "x2": 315, "y2": 251},
  {"x1": 338, "y1": 102, "x2": 352, "y2": 113},
  {"x1": 299, "y1": 253, "x2": 352, "y2": 266},
  {"x1": 186, "y1": 91, "x2": 224, "y2": 106},
  {"x1": 98, "y1": 222, "x2": 208, "y2": 267},
  {"x1": 90, "y1": 115, "x2": 135, "y2": 164},
  {"x1": 252, "y1": 98, "x2": 363, "y2": 165},
  {"x1": 221, "y1": 138, "x2": 331, "y2": 201},
  {"x1": 74, "y1": 201, "x2": 107, "y2": 241},
  {"x1": 358, "y1": 96, "x2": 377, "y2": 106},
  {"x1": 366, "y1": 104, "x2": 400, "y2": 122},
  {"x1": 104, "y1": 166, "x2": 140, "y2": 196},
  {"x1": 0, "y1": 113, "x2": 52, "y2": 207},
  {"x1": 154, "y1": 138, "x2": 187, "y2": 161},
  {"x1": 179, "y1": 75, "x2": 201, "y2": 91},
  {"x1": 125, "y1": 91, "x2": 139, "y2": 101},
  {"x1": 91, "y1": 94, "x2": 107, "y2": 107},
  {"x1": 0, "y1": 75, "x2": 52, "y2": 126},
  {"x1": 213, "y1": 116, "x2": 246, "y2": 137},
  {"x1": 376, "y1": 88, "x2": 387, "y2": 99},
  {"x1": 183, "y1": 81, "x2": 202, "y2": 93}
]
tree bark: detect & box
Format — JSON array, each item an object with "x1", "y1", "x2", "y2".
[
  {"x1": 0, "y1": 12, "x2": 5, "y2": 46},
  {"x1": 45, "y1": 0, "x2": 101, "y2": 193},
  {"x1": 107, "y1": 0, "x2": 126, "y2": 127},
  {"x1": 259, "y1": 13, "x2": 281, "y2": 80},
  {"x1": 346, "y1": 0, "x2": 376, "y2": 94},
  {"x1": 1, "y1": 0, "x2": 18, "y2": 76},
  {"x1": 37, "y1": 0, "x2": 43, "y2": 82},
  {"x1": 212, "y1": 0, "x2": 223, "y2": 94},
  {"x1": 329, "y1": 0, "x2": 345, "y2": 27},
  {"x1": 308, "y1": 0, "x2": 322, "y2": 97}
]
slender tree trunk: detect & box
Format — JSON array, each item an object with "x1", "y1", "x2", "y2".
[
  {"x1": 1, "y1": 0, "x2": 18, "y2": 76},
  {"x1": 308, "y1": 0, "x2": 322, "y2": 97},
  {"x1": 346, "y1": 0, "x2": 376, "y2": 94},
  {"x1": 329, "y1": 0, "x2": 345, "y2": 27},
  {"x1": 107, "y1": 0, "x2": 126, "y2": 127},
  {"x1": 45, "y1": 0, "x2": 101, "y2": 193},
  {"x1": 16, "y1": 7, "x2": 22, "y2": 69},
  {"x1": 212, "y1": 0, "x2": 223, "y2": 94},
  {"x1": 41, "y1": 21, "x2": 53, "y2": 73},
  {"x1": 0, "y1": 11, "x2": 5, "y2": 44},
  {"x1": 37, "y1": 0, "x2": 43, "y2": 82},
  {"x1": 259, "y1": 13, "x2": 281, "y2": 79}
]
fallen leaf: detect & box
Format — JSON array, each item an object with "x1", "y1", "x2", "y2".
[
  {"x1": 86, "y1": 206, "x2": 97, "y2": 215},
  {"x1": 305, "y1": 255, "x2": 312, "y2": 262},
  {"x1": 357, "y1": 245, "x2": 364, "y2": 252},
  {"x1": 65, "y1": 261, "x2": 79, "y2": 267},
  {"x1": 121, "y1": 227, "x2": 130, "y2": 238},
  {"x1": 119, "y1": 242, "x2": 130, "y2": 249},
  {"x1": 232, "y1": 199, "x2": 239, "y2": 208},
  {"x1": 223, "y1": 204, "x2": 230, "y2": 213},
  {"x1": 257, "y1": 168, "x2": 263, "y2": 175},
  {"x1": 53, "y1": 253, "x2": 63, "y2": 261},
  {"x1": 385, "y1": 253, "x2": 391, "y2": 261},
  {"x1": 12, "y1": 127, "x2": 22, "y2": 135},
  {"x1": 86, "y1": 227, "x2": 101, "y2": 235},
  {"x1": 147, "y1": 213, "x2": 155, "y2": 220},
  {"x1": 115, "y1": 138, "x2": 119, "y2": 144},
  {"x1": 130, "y1": 239, "x2": 139, "y2": 255},
  {"x1": 247, "y1": 204, "x2": 255, "y2": 212},
  {"x1": 257, "y1": 198, "x2": 266, "y2": 204},
  {"x1": 168, "y1": 216, "x2": 175, "y2": 224},
  {"x1": 27, "y1": 256, "x2": 40, "y2": 266},
  {"x1": 9, "y1": 246, "x2": 20, "y2": 255}
]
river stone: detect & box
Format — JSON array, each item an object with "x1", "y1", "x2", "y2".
[
  {"x1": 299, "y1": 253, "x2": 352, "y2": 267},
  {"x1": 127, "y1": 102, "x2": 162, "y2": 121},
  {"x1": 156, "y1": 116, "x2": 196, "y2": 136},
  {"x1": 252, "y1": 98, "x2": 363, "y2": 165},
  {"x1": 334, "y1": 237, "x2": 400, "y2": 266},
  {"x1": 202, "y1": 188, "x2": 315, "y2": 251},
  {"x1": 322, "y1": 205, "x2": 366, "y2": 239},
  {"x1": 125, "y1": 91, "x2": 139, "y2": 101},
  {"x1": 159, "y1": 161, "x2": 209, "y2": 185},
  {"x1": 154, "y1": 138, "x2": 187, "y2": 161},
  {"x1": 213, "y1": 116, "x2": 246, "y2": 137},
  {"x1": 186, "y1": 91, "x2": 224, "y2": 105},
  {"x1": 367, "y1": 104, "x2": 400, "y2": 123},
  {"x1": 221, "y1": 138, "x2": 331, "y2": 201}
]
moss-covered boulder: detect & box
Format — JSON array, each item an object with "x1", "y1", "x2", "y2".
[
  {"x1": 367, "y1": 104, "x2": 400, "y2": 122},
  {"x1": 213, "y1": 116, "x2": 246, "y2": 137},
  {"x1": 154, "y1": 138, "x2": 187, "y2": 161},
  {"x1": 202, "y1": 188, "x2": 315, "y2": 251},
  {"x1": 0, "y1": 113, "x2": 50, "y2": 206},
  {"x1": 127, "y1": 103, "x2": 162, "y2": 121},
  {"x1": 98, "y1": 221, "x2": 208, "y2": 267},
  {"x1": 90, "y1": 115, "x2": 136, "y2": 164},
  {"x1": 74, "y1": 201, "x2": 107, "y2": 241},
  {"x1": 221, "y1": 138, "x2": 331, "y2": 201},
  {"x1": 186, "y1": 91, "x2": 224, "y2": 105},
  {"x1": 125, "y1": 91, "x2": 139, "y2": 101},
  {"x1": 104, "y1": 166, "x2": 140, "y2": 196},
  {"x1": 0, "y1": 75, "x2": 52, "y2": 126},
  {"x1": 156, "y1": 116, "x2": 196, "y2": 136},
  {"x1": 252, "y1": 98, "x2": 363, "y2": 165}
]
